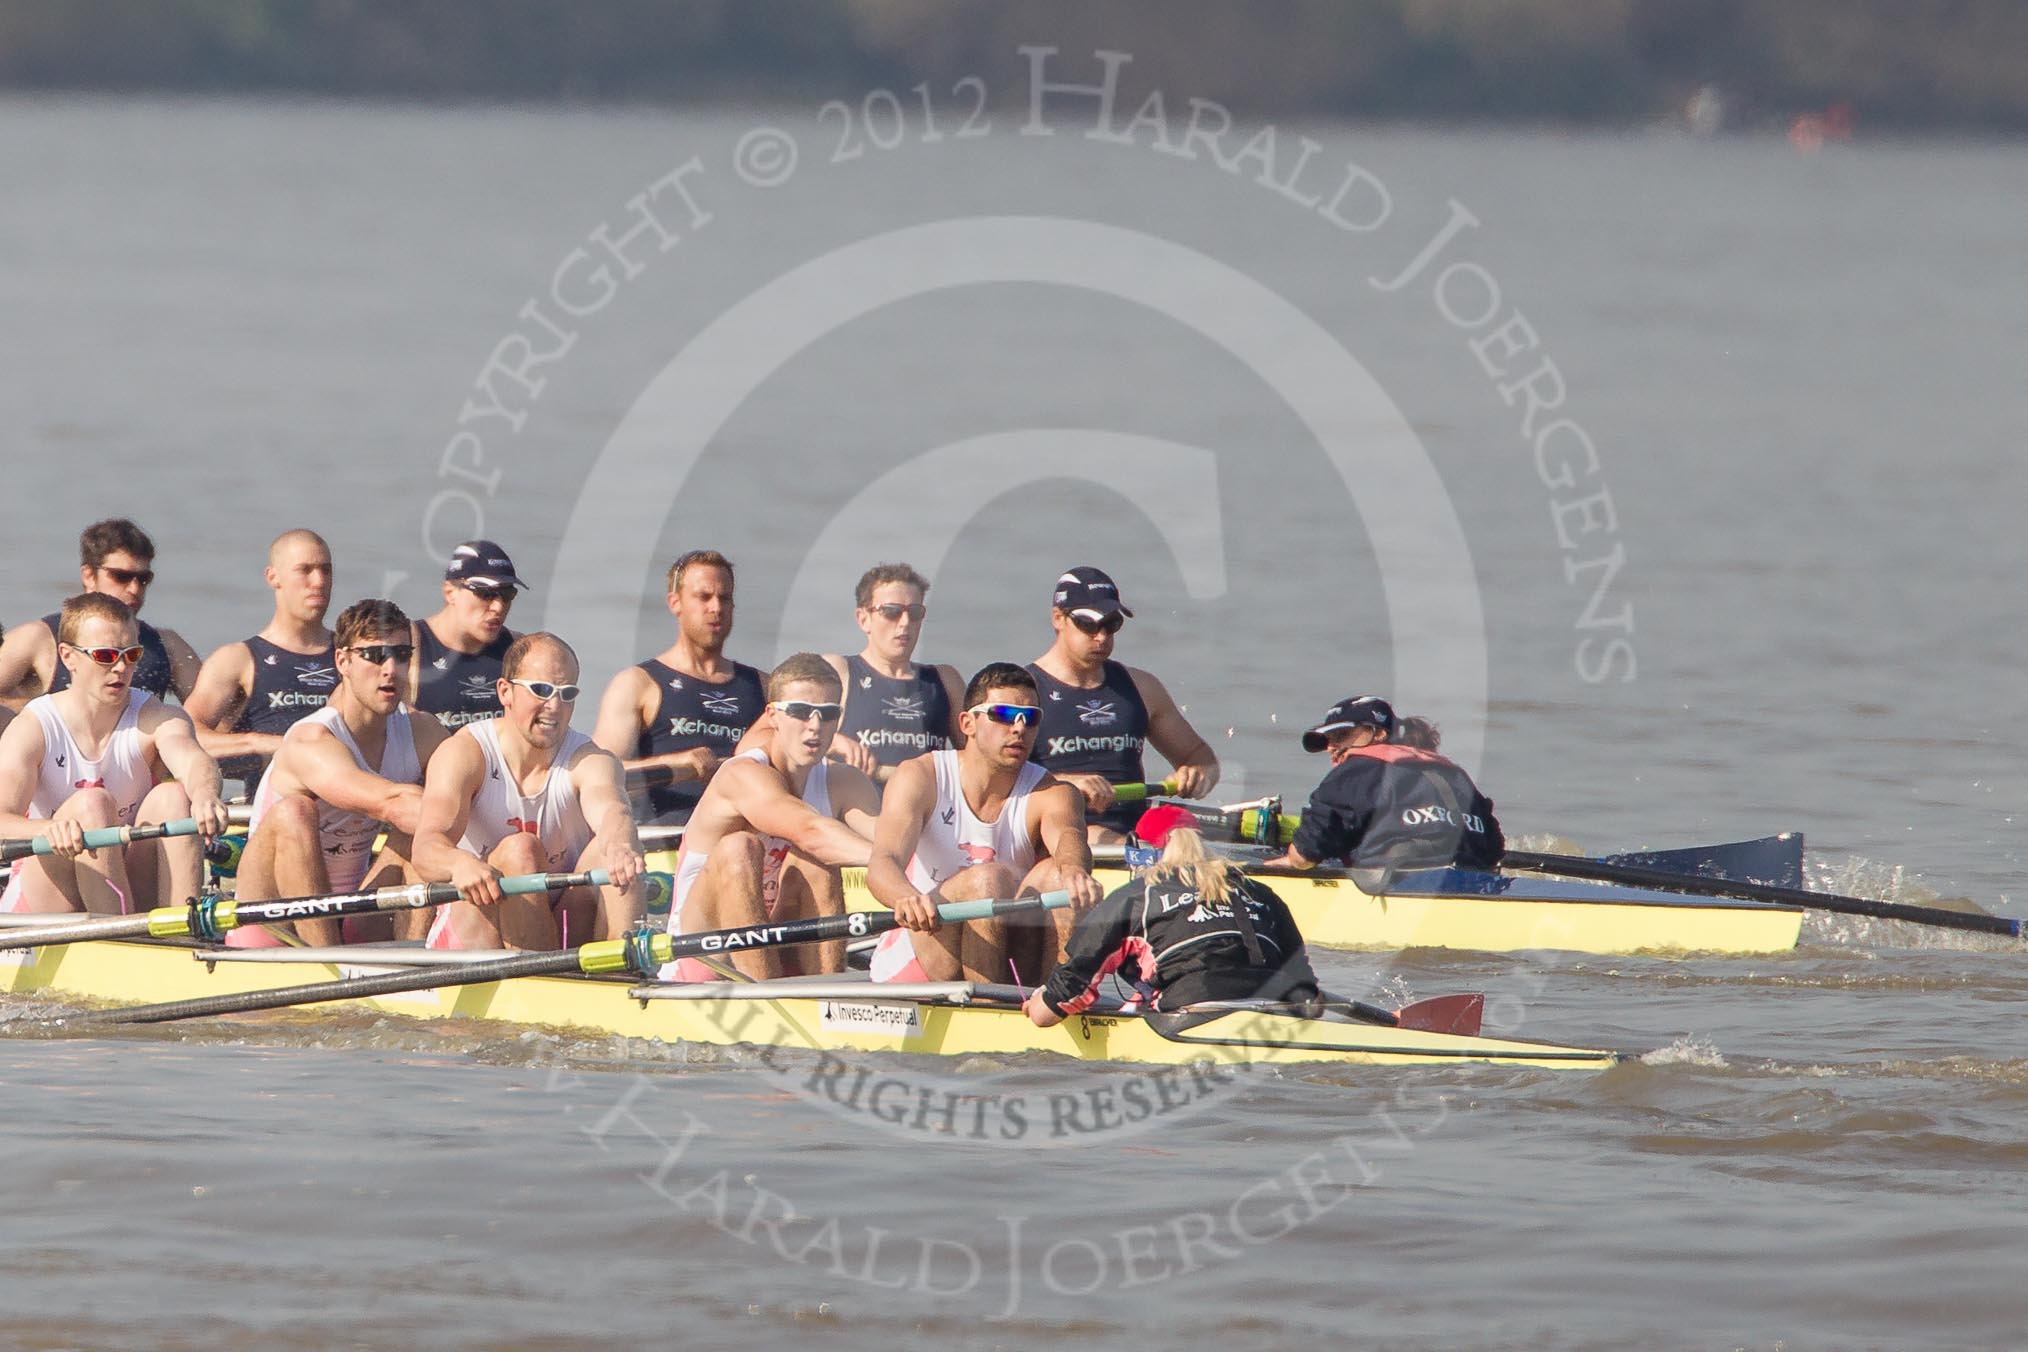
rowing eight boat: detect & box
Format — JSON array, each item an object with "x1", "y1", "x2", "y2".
[{"x1": 0, "y1": 936, "x2": 1618, "y2": 1071}]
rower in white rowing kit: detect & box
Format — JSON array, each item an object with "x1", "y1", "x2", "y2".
[
  {"x1": 408, "y1": 539, "x2": 523, "y2": 729},
  {"x1": 866, "y1": 662, "x2": 1103, "y2": 984},
  {"x1": 184, "y1": 529, "x2": 338, "y2": 787},
  {"x1": 821, "y1": 562, "x2": 964, "y2": 786},
  {"x1": 413, "y1": 632, "x2": 644, "y2": 950},
  {"x1": 591, "y1": 549, "x2": 766, "y2": 826},
  {"x1": 0, "y1": 518, "x2": 202, "y2": 709},
  {"x1": 0, "y1": 593, "x2": 227, "y2": 914},
  {"x1": 228, "y1": 599, "x2": 451, "y2": 948},
  {"x1": 660, "y1": 652, "x2": 879, "y2": 981},
  {"x1": 1024, "y1": 566, "x2": 1220, "y2": 844}
]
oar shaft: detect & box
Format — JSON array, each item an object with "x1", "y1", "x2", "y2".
[
  {"x1": 1502, "y1": 850, "x2": 2021, "y2": 938},
  {"x1": 0, "y1": 871, "x2": 607, "y2": 952},
  {"x1": 88, "y1": 891, "x2": 1071, "y2": 1026},
  {"x1": 1, "y1": 817, "x2": 200, "y2": 863}
]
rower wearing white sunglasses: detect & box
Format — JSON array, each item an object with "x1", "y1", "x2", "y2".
[
  {"x1": 659, "y1": 652, "x2": 879, "y2": 981},
  {"x1": 414, "y1": 632, "x2": 644, "y2": 951},
  {"x1": 866, "y1": 662, "x2": 1103, "y2": 986}
]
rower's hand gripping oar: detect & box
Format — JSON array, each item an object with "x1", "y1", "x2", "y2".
[
  {"x1": 82, "y1": 891, "x2": 1075, "y2": 1026},
  {"x1": 0, "y1": 871, "x2": 606, "y2": 954},
  {"x1": 1501, "y1": 850, "x2": 2022, "y2": 938},
  {"x1": 0, "y1": 817, "x2": 201, "y2": 864}
]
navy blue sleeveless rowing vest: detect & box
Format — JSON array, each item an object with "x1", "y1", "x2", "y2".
[
  {"x1": 634, "y1": 657, "x2": 767, "y2": 824},
  {"x1": 216, "y1": 635, "x2": 338, "y2": 783},
  {"x1": 43, "y1": 614, "x2": 175, "y2": 699},
  {"x1": 837, "y1": 655, "x2": 953, "y2": 768},
  {"x1": 413, "y1": 623, "x2": 513, "y2": 727},
  {"x1": 1025, "y1": 659, "x2": 1150, "y2": 834}
]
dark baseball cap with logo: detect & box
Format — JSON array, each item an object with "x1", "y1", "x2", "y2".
[
  {"x1": 444, "y1": 540, "x2": 527, "y2": 591},
  {"x1": 1052, "y1": 565, "x2": 1133, "y2": 621},
  {"x1": 1301, "y1": 695, "x2": 1396, "y2": 752}
]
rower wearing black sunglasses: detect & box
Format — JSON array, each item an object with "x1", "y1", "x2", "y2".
[
  {"x1": 1025, "y1": 566, "x2": 1220, "y2": 843},
  {"x1": 229, "y1": 598, "x2": 451, "y2": 948},
  {"x1": 0, "y1": 517, "x2": 199, "y2": 706},
  {"x1": 821, "y1": 562, "x2": 964, "y2": 786},
  {"x1": 407, "y1": 539, "x2": 523, "y2": 729}
]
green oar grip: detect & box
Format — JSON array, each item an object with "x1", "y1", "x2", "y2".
[
  {"x1": 1238, "y1": 808, "x2": 1302, "y2": 845},
  {"x1": 7, "y1": 816, "x2": 201, "y2": 861},
  {"x1": 936, "y1": 889, "x2": 1072, "y2": 923},
  {"x1": 1111, "y1": 781, "x2": 1180, "y2": 806}
]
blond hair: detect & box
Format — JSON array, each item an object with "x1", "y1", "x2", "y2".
[{"x1": 1137, "y1": 826, "x2": 1239, "y2": 906}]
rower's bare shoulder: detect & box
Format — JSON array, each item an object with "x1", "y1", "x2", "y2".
[
  {"x1": 406, "y1": 710, "x2": 453, "y2": 760},
  {"x1": 820, "y1": 653, "x2": 850, "y2": 686}
]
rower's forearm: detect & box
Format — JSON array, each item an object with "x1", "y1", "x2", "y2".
[
  {"x1": 865, "y1": 857, "x2": 912, "y2": 905},
  {"x1": 195, "y1": 727, "x2": 281, "y2": 761}
]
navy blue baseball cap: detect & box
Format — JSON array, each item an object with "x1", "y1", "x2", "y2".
[
  {"x1": 1301, "y1": 695, "x2": 1396, "y2": 752},
  {"x1": 444, "y1": 540, "x2": 527, "y2": 591},
  {"x1": 1052, "y1": 566, "x2": 1133, "y2": 621}
]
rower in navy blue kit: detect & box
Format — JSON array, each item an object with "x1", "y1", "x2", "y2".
[
  {"x1": 1268, "y1": 695, "x2": 1504, "y2": 871},
  {"x1": 1026, "y1": 566, "x2": 1219, "y2": 843},
  {"x1": 1025, "y1": 803, "x2": 1319, "y2": 1023},
  {"x1": 184, "y1": 529, "x2": 337, "y2": 785},
  {"x1": 823, "y1": 563, "x2": 964, "y2": 786},
  {"x1": 409, "y1": 539, "x2": 523, "y2": 729},
  {"x1": 591, "y1": 549, "x2": 766, "y2": 826}
]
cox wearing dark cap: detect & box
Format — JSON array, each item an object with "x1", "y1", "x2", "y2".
[
  {"x1": 1025, "y1": 565, "x2": 1220, "y2": 843},
  {"x1": 1271, "y1": 694, "x2": 1503, "y2": 873},
  {"x1": 407, "y1": 540, "x2": 523, "y2": 727}
]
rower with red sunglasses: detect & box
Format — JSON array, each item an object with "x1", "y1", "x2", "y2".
[
  {"x1": 0, "y1": 518, "x2": 201, "y2": 708},
  {"x1": 1025, "y1": 566, "x2": 1220, "y2": 843},
  {"x1": 0, "y1": 593, "x2": 226, "y2": 915},
  {"x1": 658, "y1": 653, "x2": 879, "y2": 981},
  {"x1": 866, "y1": 662, "x2": 1103, "y2": 986},
  {"x1": 226, "y1": 599, "x2": 451, "y2": 948}
]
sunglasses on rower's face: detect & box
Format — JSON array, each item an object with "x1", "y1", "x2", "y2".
[
  {"x1": 869, "y1": 603, "x2": 926, "y2": 622},
  {"x1": 508, "y1": 678, "x2": 580, "y2": 703},
  {"x1": 967, "y1": 703, "x2": 1043, "y2": 728},
  {"x1": 461, "y1": 583, "x2": 514, "y2": 604},
  {"x1": 345, "y1": 643, "x2": 415, "y2": 666},
  {"x1": 70, "y1": 644, "x2": 146, "y2": 667},
  {"x1": 99, "y1": 566, "x2": 155, "y2": 588},
  {"x1": 773, "y1": 700, "x2": 844, "y2": 724},
  {"x1": 1069, "y1": 612, "x2": 1125, "y2": 636}
]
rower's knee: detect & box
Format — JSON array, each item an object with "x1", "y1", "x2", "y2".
[
  {"x1": 711, "y1": 831, "x2": 766, "y2": 878},
  {"x1": 262, "y1": 793, "x2": 320, "y2": 836},
  {"x1": 490, "y1": 833, "x2": 545, "y2": 874},
  {"x1": 948, "y1": 862, "x2": 1018, "y2": 901},
  {"x1": 56, "y1": 788, "x2": 120, "y2": 829},
  {"x1": 139, "y1": 781, "x2": 192, "y2": 820}
]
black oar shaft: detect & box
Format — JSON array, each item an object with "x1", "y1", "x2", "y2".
[
  {"x1": 87, "y1": 892, "x2": 1070, "y2": 1027},
  {"x1": 1502, "y1": 850, "x2": 2020, "y2": 938}
]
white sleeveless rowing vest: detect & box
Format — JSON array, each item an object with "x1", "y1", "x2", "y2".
[
  {"x1": 906, "y1": 749, "x2": 1044, "y2": 891},
  {"x1": 249, "y1": 706, "x2": 422, "y2": 890},
  {"x1": 24, "y1": 689, "x2": 155, "y2": 824},
  {"x1": 665, "y1": 749, "x2": 834, "y2": 931},
  {"x1": 458, "y1": 719, "x2": 594, "y2": 870}
]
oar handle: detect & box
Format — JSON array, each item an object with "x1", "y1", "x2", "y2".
[
  {"x1": 2, "y1": 817, "x2": 200, "y2": 862},
  {"x1": 935, "y1": 890, "x2": 1072, "y2": 923},
  {"x1": 1111, "y1": 780, "x2": 1179, "y2": 806}
]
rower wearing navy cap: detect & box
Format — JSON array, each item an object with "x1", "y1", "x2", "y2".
[
  {"x1": 1025, "y1": 566, "x2": 1219, "y2": 843},
  {"x1": 1267, "y1": 695, "x2": 1503, "y2": 872},
  {"x1": 409, "y1": 539, "x2": 523, "y2": 728}
]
